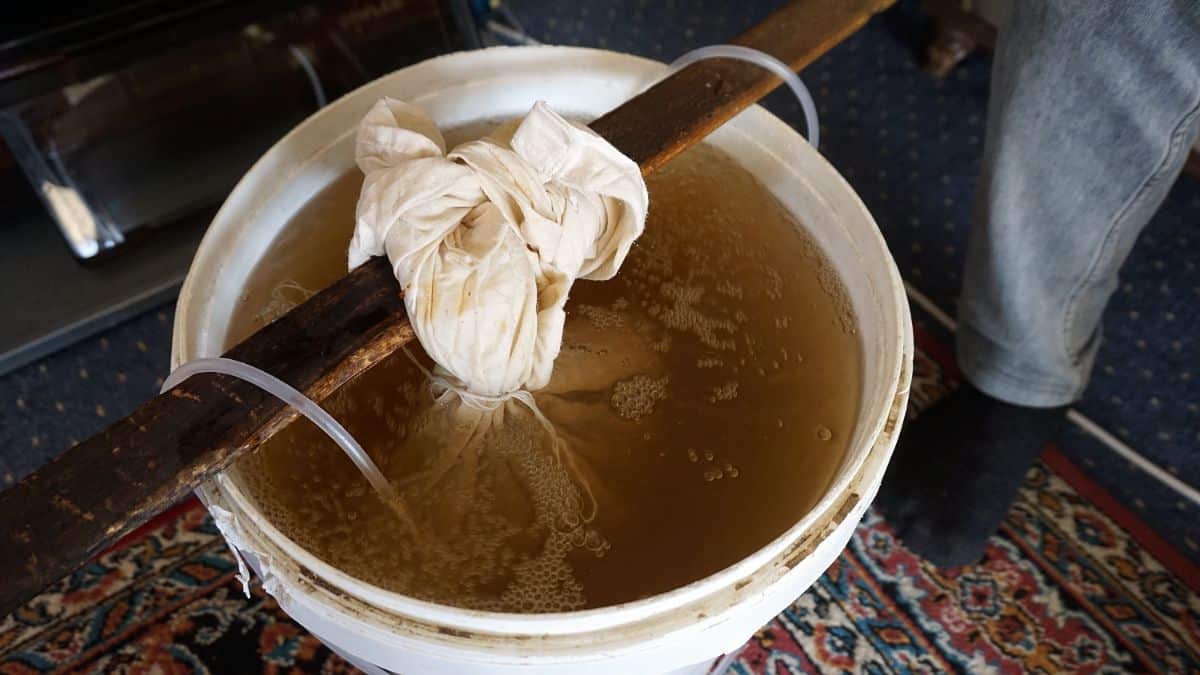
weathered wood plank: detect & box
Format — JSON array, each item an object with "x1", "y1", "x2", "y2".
[{"x1": 0, "y1": 0, "x2": 893, "y2": 617}]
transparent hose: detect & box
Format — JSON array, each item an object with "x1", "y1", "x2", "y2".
[
  {"x1": 288, "y1": 45, "x2": 327, "y2": 109},
  {"x1": 162, "y1": 357, "x2": 417, "y2": 535},
  {"x1": 669, "y1": 44, "x2": 820, "y2": 151}
]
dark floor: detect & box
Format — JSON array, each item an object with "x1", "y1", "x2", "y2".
[{"x1": 1, "y1": 0, "x2": 1197, "y2": 560}]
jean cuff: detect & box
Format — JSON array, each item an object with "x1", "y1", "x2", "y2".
[{"x1": 955, "y1": 324, "x2": 1081, "y2": 408}]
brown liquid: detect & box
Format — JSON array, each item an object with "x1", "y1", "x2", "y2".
[{"x1": 225, "y1": 141, "x2": 861, "y2": 611}]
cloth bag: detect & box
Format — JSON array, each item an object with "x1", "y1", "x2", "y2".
[{"x1": 348, "y1": 98, "x2": 649, "y2": 396}]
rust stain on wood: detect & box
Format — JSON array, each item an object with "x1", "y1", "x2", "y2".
[
  {"x1": 170, "y1": 389, "x2": 202, "y2": 403},
  {"x1": 51, "y1": 495, "x2": 95, "y2": 522}
]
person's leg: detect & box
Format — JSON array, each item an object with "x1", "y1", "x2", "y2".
[
  {"x1": 878, "y1": 0, "x2": 1200, "y2": 566},
  {"x1": 959, "y1": 0, "x2": 1200, "y2": 405}
]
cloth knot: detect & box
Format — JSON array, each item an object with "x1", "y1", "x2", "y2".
[{"x1": 348, "y1": 98, "x2": 648, "y2": 397}]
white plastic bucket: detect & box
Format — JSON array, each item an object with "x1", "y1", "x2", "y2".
[{"x1": 172, "y1": 46, "x2": 913, "y2": 675}]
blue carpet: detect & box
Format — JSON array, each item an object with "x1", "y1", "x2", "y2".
[{"x1": 1, "y1": 0, "x2": 1196, "y2": 561}]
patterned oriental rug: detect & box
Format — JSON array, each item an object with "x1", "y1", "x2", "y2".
[{"x1": 2, "y1": 324, "x2": 1198, "y2": 674}]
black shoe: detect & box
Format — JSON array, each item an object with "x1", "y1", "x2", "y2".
[{"x1": 874, "y1": 383, "x2": 1067, "y2": 567}]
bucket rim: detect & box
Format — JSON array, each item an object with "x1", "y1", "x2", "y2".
[{"x1": 175, "y1": 45, "x2": 913, "y2": 636}]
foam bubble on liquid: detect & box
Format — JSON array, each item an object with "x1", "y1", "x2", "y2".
[
  {"x1": 708, "y1": 380, "x2": 739, "y2": 403},
  {"x1": 760, "y1": 266, "x2": 784, "y2": 301},
  {"x1": 610, "y1": 374, "x2": 670, "y2": 421},
  {"x1": 652, "y1": 334, "x2": 673, "y2": 353},
  {"x1": 239, "y1": 388, "x2": 610, "y2": 614},
  {"x1": 699, "y1": 453, "x2": 738, "y2": 482},
  {"x1": 577, "y1": 304, "x2": 626, "y2": 330},
  {"x1": 656, "y1": 280, "x2": 738, "y2": 351},
  {"x1": 484, "y1": 419, "x2": 599, "y2": 612},
  {"x1": 715, "y1": 280, "x2": 743, "y2": 299}
]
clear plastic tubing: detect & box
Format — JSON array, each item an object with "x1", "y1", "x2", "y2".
[
  {"x1": 669, "y1": 44, "x2": 820, "y2": 152},
  {"x1": 161, "y1": 357, "x2": 413, "y2": 531}
]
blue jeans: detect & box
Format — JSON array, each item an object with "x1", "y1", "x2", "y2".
[{"x1": 958, "y1": 0, "x2": 1200, "y2": 407}]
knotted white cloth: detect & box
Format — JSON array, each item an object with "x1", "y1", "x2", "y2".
[{"x1": 348, "y1": 98, "x2": 648, "y2": 396}]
